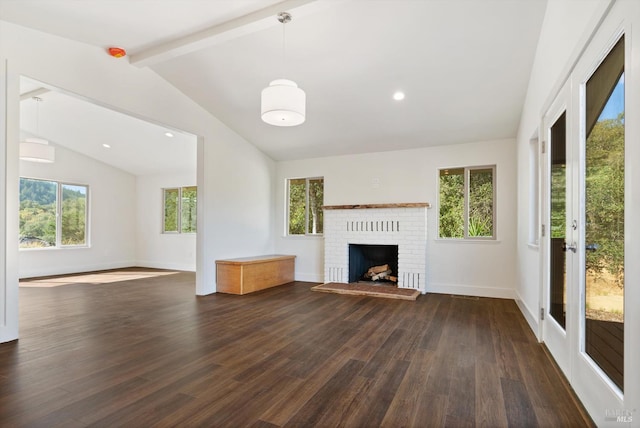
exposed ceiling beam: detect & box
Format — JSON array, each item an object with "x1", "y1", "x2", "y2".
[
  {"x1": 130, "y1": 0, "x2": 319, "y2": 68},
  {"x1": 20, "y1": 87, "x2": 50, "y2": 101}
]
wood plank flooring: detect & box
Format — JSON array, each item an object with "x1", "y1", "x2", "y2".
[{"x1": 0, "y1": 268, "x2": 593, "y2": 427}]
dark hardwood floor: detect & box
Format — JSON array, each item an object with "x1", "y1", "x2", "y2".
[{"x1": 0, "y1": 268, "x2": 593, "y2": 427}]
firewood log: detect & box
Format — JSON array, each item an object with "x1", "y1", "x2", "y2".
[
  {"x1": 367, "y1": 264, "x2": 390, "y2": 276},
  {"x1": 371, "y1": 269, "x2": 392, "y2": 281}
]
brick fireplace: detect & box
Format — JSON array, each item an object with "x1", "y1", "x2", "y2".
[{"x1": 323, "y1": 203, "x2": 430, "y2": 293}]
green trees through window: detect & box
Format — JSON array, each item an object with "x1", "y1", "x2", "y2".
[
  {"x1": 585, "y1": 110, "x2": 624, "y2": 284},
  {"x1": 439, "y1": 167, "x2": 495, "y2": 239},
  {"x1": 61, "y1": 184, "x2": 87, "y2": 245},
  {"x1": 288, "y1": 177, "x2": 324, "y2": 235},
  {"x1": 439, "y1": 169, "x2": 464, "y2": 238},
  {"x1": 164, "y1": 189, "x2": 179, "y2": 232},
  {"x1": 19, "y1": 178, "x2": 88, "y2": 248},
  {"x1": 163, "y1": 186, "x2": 197, "y2": 234},
  {"x1": 181, "y1": 186, "x2": 197, "y2": 233}
]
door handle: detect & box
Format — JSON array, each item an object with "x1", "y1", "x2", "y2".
[
  {"x1": 586, "y1": 243, "x2": 599, "y2": 252},
  {"x1": 563, "y1": 242, "x2": 578, "y2": 253}
]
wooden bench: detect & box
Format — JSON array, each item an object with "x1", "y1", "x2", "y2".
[{"x1": 215, "y1": 254, "x2": 296, "y2": 295}]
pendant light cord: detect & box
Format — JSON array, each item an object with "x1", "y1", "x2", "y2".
[
  {"x1": 282, "y1": 18, "x2": 286, "y2": 66},
  {"x1": 278, "y1": 12, "x2": 292, "y2": 77}
]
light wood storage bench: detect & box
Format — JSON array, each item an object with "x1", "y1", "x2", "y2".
[{"x1": 215, "y1": 254, "x2": 296, "y2": 295}]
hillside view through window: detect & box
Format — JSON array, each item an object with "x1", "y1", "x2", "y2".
[{"x1": 19, "y1": 178, "x2": 87, "y2": 248}]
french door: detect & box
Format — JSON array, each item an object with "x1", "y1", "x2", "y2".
[
  {"x1": 542, "y1": 82, "x2": 574, "y2": 378},
  {"x1": 542, "y1": 1, "x2": 636, "y2": 422}
]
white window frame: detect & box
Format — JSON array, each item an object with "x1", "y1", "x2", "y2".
[
  {"x1": 286, "y1": 176, "x2": 324, "y2": 236},
  {"x1": 19, "y1": 177, "x2": 90, "y2": 249},
  {"x1": 162, "y1": 186, "x2": 197, "y2": 234},
  {"x1": 437, "y1": 165, "x2": 497, "y2": 240}
]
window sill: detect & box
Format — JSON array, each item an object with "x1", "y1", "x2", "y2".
[
  {"x1": 433, "y1": 238, "x2": 501, "y2": 244},
  {"x1": 281, "y1": 234, "x2": 324, "y2": 239},
  {"x1": 161, "y1": 232, "x2": 197, "y2": 235},
  {"x1": 20, "y1": 245, "x2": 90, "y2": 252}
]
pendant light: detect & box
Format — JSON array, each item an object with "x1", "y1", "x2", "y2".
[
  {"x1": 20, "y1": 97, "x2": 55, "y2": 163},
  {"x1": 261, "y1": 12, "x2": 306, "y2": 127}
]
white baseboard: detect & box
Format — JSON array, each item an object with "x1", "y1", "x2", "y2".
[
  {"x1": 426, "y1": 282, "x2": 515, "y2": 299},
  {"x1": 295, "y1": 272, "x2": 323, "y2": 283},
  {"x1": 515, "y1": 291, "x2": 540, "y2": 340},
  {"x1": 19, "y1": 260, "x2": 136, "y2": 279},
  {"x1": 135, "y1": 260, "x2": 195, "y2": 272}
]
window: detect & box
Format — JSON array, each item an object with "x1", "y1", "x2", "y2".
[
  {"x1": 438, "y1": 166, "x2": 495, "y2": 239},
  {"x1": 19, "y1": 178, "x2": 88, "y2": 248},
  {"x1": 529, "y1": 136, "x2": 540, "y2": 245},
  {"x1": 287, "y1": 177, "x2": 323, "y2": 235},
  {"x1": 163, "y1": 186, "x2": 197, "y2": 233}
]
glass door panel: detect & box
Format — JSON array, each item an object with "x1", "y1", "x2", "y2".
[
  {"x1": 550, "y1": 112, "x2": 567, "y2": 329},
  {"x1": 584, "y1": 36, "x2": 624, "y2": 392}
]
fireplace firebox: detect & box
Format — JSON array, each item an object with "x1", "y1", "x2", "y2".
[{"x1": 348, "y1": 244, "x2": 399, "y2": 284}]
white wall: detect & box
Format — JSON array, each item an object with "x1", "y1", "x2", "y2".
[
  {"x1": 275, "y1": 138, "x2": 518, "y2": 298},
  {"x1": 19, "y1": 144, "x2": 136, "y2": 278},
  {"x1": 136, "y1": 172, "x2": 196, "y2": 271},
  {"x1": 0, "y1": 21, "x2": 276, "y2": 342},
  {"x1": 515, "y1": 0, "x2": 611, "y2": 333}
]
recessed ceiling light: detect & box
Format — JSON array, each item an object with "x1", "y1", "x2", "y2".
[
  {"x1": 102, "y1": 144, "x2": 111, "y2": 149},
  {"x1": 165, "y1": 132, "x2": 174, "y2": 138},
  {"x1": 393, "y1": 91, "x2": 405, "y2": 101}
]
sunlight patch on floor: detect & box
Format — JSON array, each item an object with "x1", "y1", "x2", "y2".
[{"x1": 19, "y1": 269, "x2": 180, "y2": 288}]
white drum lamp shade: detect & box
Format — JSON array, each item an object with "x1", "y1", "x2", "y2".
[
  {"x1": 261, "y1": 79, "x2": 306, "y2": 126},
  {"x1": 20, "y1": 138, "x2": 55, "y2": 163}
]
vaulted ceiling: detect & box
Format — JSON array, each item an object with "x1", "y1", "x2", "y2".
[{"x1": 2, "y1": 0, "x2": 547, "y2": 167}]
